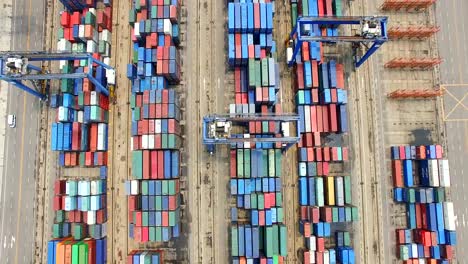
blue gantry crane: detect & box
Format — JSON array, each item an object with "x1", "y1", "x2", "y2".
[
  {"x1": 0, "y1": 51, "x2": 116, "y2": 101},
  {"x1": 287, "y1": 16, "x2": 388, "y2": 68},
  {"x1": 202, "y1": 114, "x2": 301, "y2": 154}
]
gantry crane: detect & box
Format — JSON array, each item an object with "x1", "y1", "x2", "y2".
[
  {"x1": 202, "y1": 113, "x2": 301, "y2": 154},
  {"x1": 287, "y1": 16, "x2": 388, "y2": 68},
  {"x1": 0, "y1": 51, "x2": 116, "y2": 101}
]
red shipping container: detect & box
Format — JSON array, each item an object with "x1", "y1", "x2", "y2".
[
  {"x1": 162, "y1": 211, "x2": 169, "y2": 227},
  {"x1": 135, "y1": 211, "x2": 142, "y2": 226},
  {"x1": 155, "y1": 104, "x2": 162, "y2": 118},
  {"x1": 316, "y1": 237, "x2": 325, "y2": 252},
  {"x1": 302, "y1": 42, "x2": 310, "y2": 62},
  {"x1": 83, "y1": 240, "x2": 96, "y2": 264},
  {"x1": 323, "y1": 147, "x2": 330, "y2": 161},
  {"x1": 254, "y1": 4, "x2": 260, "y2": 30},
  {"x1": 134, "y1": 226, "x2": 142, "y2": 242},
  {"x1": 322, "y1": 105, "x2": 330, "y2": 132},
  {"x1": 325, "y1": 0, "x2": 333, "y2": 15},
  {"x1": 143, "y1": 150, "x2": 150, "y2": 179},
  {"x1": 300, "y1": 206, "x2": 309, "y2": 220},
  {"x1": 310, "y1": 207, "x2": 320, "y2": 223},
  {"x1": 329, "y1": 104, "x2": 338, "y2": 132},
  {"x1": 296, "y1": 64, "x2": 304, "y2": 89},
  {"x1": 303, "y1": 222, "x2": 311, "y2": 237},
  {"x1": 315, "y1": 148, "x2": 323, "y2": 161},
  {"x1": 85, "y1": 152, "x2": 93, "y2": 166},
  {"x1": 321, "y1": 207, "x2": 332, "y2": 222},
  {"x1": 331, "y1": 147, "x2": 338, "y2": 161},
  {"x1": 90, "y1": 124, "x2": 98, "y2": 151},
  {"x1": 310, "y1": 106, "x2": 317, "y2": 132},
  {"x1": 230, "y1": 150, "x2": 237, "y2": 178},
  {"x1": 169, "y1": 195, "x2": 177, "y2": 210},
  {"x1": 442, "y1": 245, "x2": 453, "y2": 259},
  {"x1": 53, "y1": 196, "x2": 62, "y2": 210},
  {"x1": 259, "y1": 210, "x2": 265, "y2": 226},
  {"x1": 307, "y1": 148, "x2": 314, "y2": 162},
  {"x1": 54, "y1": 180, "x2": 64, "y2": 195},
  {"x1": 323, "y1": 162, "x2": 330, "y2": 175},
  {"x1": 304, "y1": 252, "x2": 310, "y2": 264},
  {"x1": 331, "y1": 88, "x2": 337, "y2": 103},
  {"x1": 419, "y1": 204, "x2": 426, "y2": 229},
  {"x1": 392, "y1": 160, "x2": 403, "y2": 187},
  {"x1": 61, "y1": 12, "x2": 70, "y2": 27},
  {"x1": 141, "y1": 227, "x2": 149, "y2": 242},
  {"x1": 154, "y1": 134, "x2": 161, "y2": 149},
  {"x1": 312, "y1": 61, "x2": 319, "y2": 88},
  {"x1": 312, "y1": 88, "x2": 319, "y2": 103},
  {"x1": 305, "y1": 133, "x2": 313, "y2": 147},
  {"x1": 396, "y1": 229, "x2": 405, "y2": 244},
  {"x1": 435, "y1": 145, "x2": 443, "y2": 159},
  {"x1": 317, "y1": 162, "x2": 323, "y2": 176},
  {"x1": 416, "y1": 146, "x2": 426, "y2": 159},
  {"x1": 151, "y1": 151, "x2": 158, "y2": 179},
  {"x1": 399, "y1": 146, "x2": 406, "y2": 160},
  {"x1": 316, "y1": 252, "x2": 323, "y2": 264},
  {"x1": 158, "y1": 151, "x2": 164, "y2": 179},
  {"x1": 313, "y1": 132, "x2": 321, "y2": 147},
  {"x1": 316, "y1": 106, "x2": 323, "y2": 132},
  {"x1": 431, "y1": 231, "x2": 438, "y2": 246}
]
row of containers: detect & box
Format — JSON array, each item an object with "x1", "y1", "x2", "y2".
[
  {"x1": 227, "y1": 1, "x2": 289, "y2": 263},
  {"x1": 390, "y1": 145, "x2": 457, "y2": 263},
  {"x1": 125, "y1": 0, "x2": 182, "y2": 252},
  {"x1": 288, "y1": 0, "x2": 358, "y2": 263},
  {"x1": 48, "y1": 0, "x2": 114, "y2": 263}
]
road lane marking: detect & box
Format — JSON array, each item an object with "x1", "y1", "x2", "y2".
[{"x1": 14, "y1": 0, "x2": 33, "y2": 262}]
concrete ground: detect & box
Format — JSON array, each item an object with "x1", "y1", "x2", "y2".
[
  {"x1": 436, "y1": 1, "x2": 468, "y2": 262},
  {"x1": 0, "y1": 0, "x2": 45, "y2": 263}
]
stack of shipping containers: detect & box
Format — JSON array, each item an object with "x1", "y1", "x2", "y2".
[
  {"x1": 391, "y1": 145, "x2": 457, "y2": 263},
  {"x1": 289, "y1": 1, "x2": 358, "y2": 263},
  {"x1": 126, "y1": 0, "x2": 182, "y2": 247},
  {"x1": 127, "y1": 250, "x2": 164, "y2": 264},
  {"x1": 227, "y1": 1, "x2": 288, "y2": 262},
  {"x1": 48, "y1": 0, "x2": 113, "y2": 263}
]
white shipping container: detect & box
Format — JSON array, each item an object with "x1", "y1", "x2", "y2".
[
  {"x1": 243, "y1": 134, "x2": 251, "y2": 149},
  {"x1": 86, "y1": 40, "x2": 97, "y2": 53},
  {"x1": 309, "y1": 250, "x2": 315, "y2": 264},
  {"x1": 281, "y1": 122, "x2": 290, "y2": 137},
  {"x1": 131, "y1": 180, "x2": 139, "y2": 195},
  {"x1": 78, "y1": 181, "x2": 91, "y2": 196},
  {"x1": 88, "y1": 8, "x2": 96, "y2": 15},
  {"x1": 307, "y1": 236, "x2": 316, "y2": 251},
  {"x1": 304, "y1": 106, "x2": 311, "y2": 132},
  {"x1": 90, "y1": 91, "x2": 98, "y2": 105},
  {"x1": 59, "y1": 60, "x2": 68, "y2": 70},
  {"x1": 268, "y1": 58, "x2": 276, "y2": 86},
  {"x1": 418, "y1": 259, "x2": 426, "y2": 264},
  {"x1": 90, "y1": 195, "x2": 101, "y2": 211},
  {"x1": 97, "y1": 123, "x2": 106, "y2": 151},
  {"x1": 439, "y1": 159, "x2": 451, "y2": 187},
  {"x1": 163, "y1": 19, "x2": 173, "y2": 35},
  {"x1": 79, "y1": 25, "x2": 85, "y2": 41},
  {"x1": 443, "y1": 202, "x2": 456, "y2": 231},
  {"x1": 130, "y1": 137, "x2": 134, "y2": 151},
  {"x1": 323, "y1": 250, "x2": 330, "y2": 264},
  {"x1": 100, "y1": 29, "x2": 112, "y2": 43},
  {"x1": 87, "y1": 211, "x2": 96, "y2": 225},
  {"x1": 104, "y1": 58, "x2": 112, "y2": 69},
  {"x1": 411, "y1": 243, "x2": 418, "y2": 258},
  {"x1": 229, "y1": 104, "x2": 236, "y2": 115},
  {"x1": 134, "y1": 22, "x2": 140, "y2": 38},
  {"x1": 141, "y1": 134, "x2": 149, "y2": 149},
  {"x1": 335, "y1": 177, "x2": 344, "y2": 206},
  {"x1": 101, "y1": 222, "x2": 108, "y2": 237},
  {"x1": 429, "y1": 160, "x2": 439, "y2": 187},
  {"x1": 148, "y1": 135, "x2": 155, "y2": 149},
  {"x1": 242, "y1": 104, "x2": 249, "y2": 114},
  {"x1": 246, "y1": 259, "x2": 254, "y2": 264},
  {"x1": 58, "y1": 106, "x2": 68, "y2": 122},
  {"x1": 249, "y1": 104, "x2": 255, "y2": 114},
  {"x1": 139, "y1": 253, "x2": 147, "y2": 264},
  {"x1": 155, "y1": 120, "x2": 162, "y2": 133},
  {"x1": 299, "y1": 162, "x2": 307, "y2": 177},
  {"x1": 90, "y1": 181, "x2": 98, "y2": 195},
  {"x1": 92, "y1": 28, "x2": 99, "y2": 44},
  {"x1": 77, "y1": 111, "x2": 84, "y2": 123},
  {"x1": 57, "y1": 39, "x2": 71, "y2": 51}
]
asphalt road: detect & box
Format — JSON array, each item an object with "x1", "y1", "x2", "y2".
[
  {"x1": 0, "y1": 0, "x2": 44, "y2": 263},
  {"x1": 436, "y1": 1, "x2": 468, "y2": 261}
]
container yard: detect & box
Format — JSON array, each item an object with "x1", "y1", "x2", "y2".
[{"x1": 0, "y1": 0, "x2": 465, "y2": 263}]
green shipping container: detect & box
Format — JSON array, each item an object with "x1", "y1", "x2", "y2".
[
  {"x1": 275, "y1": 192, "x2": 283, "y2": 207},
  {"x1": 291, "y1": 4, "x2": 298, "y2": 28},
  {"x1": 129, "y1": 9, "x2": 136, "y2": 24},
  {"x1": 262, "y1": 150, "x2": 268, "y2": 177},
  {"x1": 143, "y1": 212, "x2": 149, "y2": 226},
  {"x1": 399, "y1": 245, "x2": 409, "y2": 260},
  {"x1": 255, "y1": 61, "x2": 261, "y2": 87},
  {"x1": 169, "y1": 211, "x2": 176, "y2": 226},
  {"x1": 155, "y1": 196, "x2": 162, "y2": 210},
  {"x1": 149, "y1": 227, "x2": 156, "y2": 241},
  {"x1": 352, "y1": 207, "x2": 359, "y2": 221},
  {"x1": 244, "y1": 149, "x2": 251, "y2": 178},
  {"x1": 231, "y1": 226, "x2": 239, "y2": 257},
  {"x1": 132, "y1": 151, "x2": 143, "y2": 179},
  {"x1": 168, "y1": 180, "x2": 177, "y2": 195},
  {"x1": 56, "y1": 210, "x2": 65, "y2": 223},
  {"x1": 343, "y1": 231, "x2": 351, "y2": 246},
  {"x1": 52, "y1": 223, "x2": 63, "y2": 238},
  {"x1": 78, "y1": 242, "x2": 88, "y2": 264},
  {"x1": 275, "y1": 150, "x2": 282, "y2": 177},
  {"x1": 156, "y1": 227, "x2": 162, "y2": 241},
  {"x1": 265, "y1": 226, "x2": 274, "y2": 257},
  {"x1": 258, "y1": 193, "x2": 265, "y2": 210},
  {"x1": 434, "y1": 188, "x2": 445, "y2": 202},
  {"x1": 333, "y1": 0, "x2": 343, "y2": 16},
  {"x1": 261, "y1": 59, "x2": 269, "y2": 86},
  {"x1": 162, "y1": 181, "x2": 169, "y2": 195},
  {"x1": 332, "y1": 207, "x2": 339, "y2": 223},
  {"x1": 276, "y1": 207, "x2": 284, "y2": 223},
  {"x1": 61, "y1": 79, "x2": 73, "y2": 93},
  {"x1": 151, "y1": 6, "x2": 158, "y2": 19},
  {"x1": 272, "y1": 225, "x2": 279, "y2": 255},
  {"x1": 237, "y1": 150, "x2": 244, "y2": 178},
  {"x1": 344, "y1": 176, "x2": 352, "y2": 204},
  {"x1": 279, "y1": 225, "x2": 288, "y2": 256},
  {"x1": 337, "y1": 146, "x2": 343, "y2": 161},
  {"x1": 268, "y1": 149, "x2": 275, "y2": 177},
  {"x1": 251, "y1": 194, "x2": 258, "y2": 209},
  {"x1": 73, "y1": 224, "x2": 85, "y2": 240},
  {"x1": 302, "y1": 0, "x2": 309, "y2": 16},
  {"x1": 72, "y1": 243, "x2": 80, "y2": 264},
  {"x1": 141, "y1": 181, "x2": 149, "y2": 195},
  {"x1": 345, "y1": 207, "x2": 352, "y2": 222},
  {"x1": 85, "y1": 12, "x2": 96, "y2": 25},
  {"x1": 262, "y1": 121, "x2": 268, "y2": 134},
  {"x1": 296, "y1": 91, "x2": 305, "y2": 105},
  {"x1": 248, "y1": 59, "x2": 256, "y2": 87}
]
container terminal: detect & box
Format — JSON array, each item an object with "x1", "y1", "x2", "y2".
[{"x1": 0, "y1": 0, "x2": 465, "y2": 263}]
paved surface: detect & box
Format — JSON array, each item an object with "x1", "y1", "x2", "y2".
[
  {"x1": 436, "y1": 1, "x2": 468, "y2": 262},
  {"x1": 0, "y1": 0, "x2": 45, "y2": 263}
]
